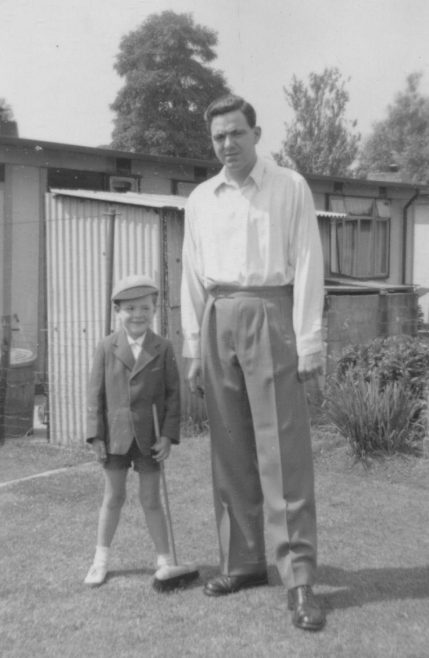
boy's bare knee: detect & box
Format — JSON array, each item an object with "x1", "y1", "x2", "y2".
[
  {"x1": 104, "y1": 491, "x2": 126, "y2": 510},
  {"x1": 140, "y1": 493, "x2": 161, "y2": 514}
]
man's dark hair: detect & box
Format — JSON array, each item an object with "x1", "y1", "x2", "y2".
[{"x1": 204, "y1": 95, "x2": 257, "y2": 129}]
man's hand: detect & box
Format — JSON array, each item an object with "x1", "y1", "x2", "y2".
[
  {"x1": 152, "y1": 436, "x2": 171, "y2": 462},
  {"x1": 91, "y1": 438, "x2": 107, "y2": 462},
  {"x1": 298, "y1": 352, "x2": 324, "y2": 382},
  {"x1": 186, "y1": 357, "x2": 204, "y2": 396}
]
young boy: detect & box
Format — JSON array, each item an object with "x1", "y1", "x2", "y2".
[{"x1": 84, "y1": 274, "x2": 181, "y2": 586}]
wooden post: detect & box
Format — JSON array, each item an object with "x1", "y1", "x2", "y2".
[
  {"x1": 159, "y1": 209, "x2": 169, "y2": 339},
  {"x1": 0, "y1": 315, "x2": 11, "y2": 445},
  {"x1": 104, "y1": 208, "x2": 117, "y2": 337}
]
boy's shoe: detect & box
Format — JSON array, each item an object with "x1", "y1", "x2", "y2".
[{"x1": 84, "y1": 563, "x2": 107, "y2": 587}]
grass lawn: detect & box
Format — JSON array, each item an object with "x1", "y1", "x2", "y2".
[{"x1": 0, "y1": 426, "x2": 428, "y2": 658}]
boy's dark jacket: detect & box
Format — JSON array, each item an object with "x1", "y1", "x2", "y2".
[{"x1": 86, "y1": 328, "x2": 181, "y2": 455}]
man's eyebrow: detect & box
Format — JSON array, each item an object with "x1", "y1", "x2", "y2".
[{"x1": 212, "y1": 129, "x2": 245, "y2": 138}]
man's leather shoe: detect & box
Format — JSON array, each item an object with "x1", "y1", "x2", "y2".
[
  {"x1": 288, "y1": 585, "x2": 326, "y2": 631},
  {"x1": 203, "y1": 572, "x2": 268, "y2": 596}
]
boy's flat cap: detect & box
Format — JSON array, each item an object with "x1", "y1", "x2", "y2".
[{"x1": 111, "y1": 274, "x2": 159, "y2": 302}]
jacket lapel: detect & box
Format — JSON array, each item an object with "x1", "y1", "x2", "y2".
[
  {"x1": 131, "y1": 328, "x2": 161, "y2": 377},
  {"x1": 113, "y1": 329, "x2": 135, "y2": 372}
]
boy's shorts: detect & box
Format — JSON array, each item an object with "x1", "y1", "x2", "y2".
[{"x1": 103, "y1": 439, "x2": 159, "y2": 474}]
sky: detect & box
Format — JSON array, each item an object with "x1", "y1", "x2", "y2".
[{"x1": 1, "y1": 0, "x2": 429, "y2": 158}]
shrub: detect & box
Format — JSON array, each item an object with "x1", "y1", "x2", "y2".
[
  {"x1": 326, "y1": 369, "x2": 425, "y2": 459},
  {"x1": 325, "y1": 335, "x2": 429, "y2": 459}
]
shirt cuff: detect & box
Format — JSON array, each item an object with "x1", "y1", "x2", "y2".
[
  {"x1": 182, "y1": 337, "x2": 201, "y2": 359},
  {"x1": 296, "y1": 331, "x2": 323, "y2": 358}
]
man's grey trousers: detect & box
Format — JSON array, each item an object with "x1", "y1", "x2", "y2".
[{"x1": 201, "y1": 285, "x2": 317, "y2": 589}]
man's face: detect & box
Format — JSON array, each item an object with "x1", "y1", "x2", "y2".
[
  {"x1": 115, "y1": 295, "x2": 156, "y2": 339},
  {"x1": 210, "y1": 110, "x2": 261, "y2": 181}
]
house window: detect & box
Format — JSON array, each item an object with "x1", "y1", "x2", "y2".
[
  {"x1": 194, "y1": 166, "x2": 207, "y2": 181},
  {"x1": 328, "y1": 196, "x2": 390, "y2": 278},
  {"x1": 115, "y1": 158, "x2": 132, "y2": 174},
  {"x1": 48, "y1": 168, "x2": 107, "y2": 191},
  {"x1": 171, "y1": 180, "x2": 199, "y2": 196},
  {"x1": 109, "y1": 175, "x2": 139, "y2": 192}
]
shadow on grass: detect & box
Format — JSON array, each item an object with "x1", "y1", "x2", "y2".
[
  {"x1": 106, "y1": 566, "x2": 154, "y2": 581},
  {"x1": 104, "y1": 561, "x2": 429, "y2": 610},
  {"x1": 106, "y1": 566, "x2": 204, "y2": 591},
  {"x1": 318, "y1": 564, "x2": 429, "y2": 610},
  {"x1": 188, "y1": 563, "x2": 429, "y2": 612}
]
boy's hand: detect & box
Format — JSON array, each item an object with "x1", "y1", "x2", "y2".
[
  {"x1": 152, "y1": 436, "x2": 171, "y2": 462},
  {"x1": 91, "y1": 438, "x2": 107, "y2": 462}
]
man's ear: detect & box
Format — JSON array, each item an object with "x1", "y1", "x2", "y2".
[{"x1": 254, "y1": 126, "x2": 262, "y2": 144}]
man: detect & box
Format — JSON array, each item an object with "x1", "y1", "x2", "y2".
[{"x1": 181, "y1": 95, "x2": 325, "y2": 631}]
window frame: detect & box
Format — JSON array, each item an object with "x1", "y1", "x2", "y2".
[{"x1": 319, "y1": 195, "x2": 391, "y2": 280}]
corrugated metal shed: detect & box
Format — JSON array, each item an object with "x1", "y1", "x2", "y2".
[{"x1": 46, "y1": 190, "x2": 188, "y2": 446}]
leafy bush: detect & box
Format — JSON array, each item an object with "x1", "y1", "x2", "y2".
[
  {"x1": 326, "y1": 369, "x2": 425, "y2": 459},
  {"x1": 325, "y1": 335, "x2": 429, "y2": 459}
]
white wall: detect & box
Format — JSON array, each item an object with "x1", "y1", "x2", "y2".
[
  {"x1": 0, "y1": 186, "x2": 4, "y2": 322},
  {"x1": 413, "y1": 202, "x2": 429, "y2": 322},
  {"x1": 7, "y1": 165, "x2": 41, "y2": 356}
]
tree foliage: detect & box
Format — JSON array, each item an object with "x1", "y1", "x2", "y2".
[
  {"x1": 358, "y1": 72, "x2": 429, "y2": 184},
  {"x1": 0, "y1": 98, "x2": 14, "y2": 124},
  {"x1": 274, "y1": 67, "x2": 360, "y2": 176},
  {"x1": 110, "y1": 11, "x2": 231, "y2": 158}
]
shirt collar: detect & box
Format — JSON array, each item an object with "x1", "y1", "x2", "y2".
[
  {"x1": 213, "y1": 157, "x2": 265, "y2": 193},
  {"x1": 126, "y1": 332, "x2": 146, "y2": 347}
]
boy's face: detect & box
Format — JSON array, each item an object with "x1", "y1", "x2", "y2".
[{"x1": 115, "y1": 295, "x2": 156, "y2": 339}]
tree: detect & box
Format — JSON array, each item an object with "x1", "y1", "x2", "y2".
[
  {"x1": 358, "y1": 73, "x2": 429, "y2": 184},
  {"x1": 0, "y1": 98, "x2": 14, "y2": 124},
  {"x1": 274, "y1": 68, "x2": 360, "y2": 176},
  {"x1": 110, "y1": 11, "x2": 231, "y2": 158}
]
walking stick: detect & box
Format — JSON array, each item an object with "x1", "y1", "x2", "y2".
[{"x1": 151, "y1": 404, "x2": 199, "y2": 591}]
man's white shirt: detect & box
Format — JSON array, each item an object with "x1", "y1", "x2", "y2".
[{"x1": 181, "y1": 158, "x2": 324, "y2": 359}]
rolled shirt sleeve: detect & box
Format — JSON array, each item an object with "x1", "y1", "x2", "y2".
[
  {"x1": 181, "y1": 195, "x2": 207, "y2": 358},
  {"x1": 289, "y1": 176, "x2": 324, "y2": 357}
]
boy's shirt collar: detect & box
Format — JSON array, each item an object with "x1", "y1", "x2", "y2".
[
  {"x1": 125, "y1": 331, "x2": 146, "y2": 360},
  {"x1": 126, "y1": 332, "x2": 146, "y2": 347}
]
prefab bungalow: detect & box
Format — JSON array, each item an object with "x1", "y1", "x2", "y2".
[
  {"x1": 307, "y1": 173, "x2": 429, "y2": 368},
  {"x1": 0, "y1": 135, "x2": 218, "y2": 379},
  {"x1": 0, "y1": 135, "x2": 217, "y2": 438},
  {"x1": 1, "y1": 133, "x2": 429, "y2": 442}
]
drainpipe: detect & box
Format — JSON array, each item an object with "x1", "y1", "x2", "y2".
[{"x1": 402, "y1": 188, "x2": 420, "y2": 284}]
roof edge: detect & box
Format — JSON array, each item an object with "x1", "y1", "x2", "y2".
[
  {"x1": 2, "y1": 134, "x2": 429, "y2": 192},
  {"x1": 0, "y1": 134, "x2": 219, "y2": 169}
]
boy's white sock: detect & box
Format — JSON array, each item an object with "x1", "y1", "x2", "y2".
[
  {"x1": 156, "y1": 553, "x2": 174, "y2": 568},
  {"x1": 93, "y1": 545, "x2": 109, "y2": 567}
]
